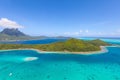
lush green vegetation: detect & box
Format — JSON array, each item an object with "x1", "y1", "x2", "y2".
[
  {"x1": 0, "y1": 38, "x2": 110, "y2": 52},
  {"x1": 88, "y1": 39, "x2": 110, "y2": 46}
]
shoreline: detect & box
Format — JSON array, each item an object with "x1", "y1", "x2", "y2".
[
  {"x1": 0, "y1": 46, "x2": 109, "y2": 55},
  {"x1": 36, "y1": 46, "x2": 108, "y2": 55}
]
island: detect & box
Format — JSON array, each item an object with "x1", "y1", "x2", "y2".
[
  {"x1": 0, "y1": 28, "x2": 71, "y2": 41},
  {"x1": 0, "y1": 38, "x2": 110, "y2": 54}
]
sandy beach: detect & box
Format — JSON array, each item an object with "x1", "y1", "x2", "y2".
[
  {"x1": 35, "y1": 46, "x2": 108, "y2": 55},
  {"x1": 0, "y1": 46, "x2": 109, "y2": 55}
]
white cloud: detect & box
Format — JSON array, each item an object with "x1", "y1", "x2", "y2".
[
  {"x1": 74, "y1": 32, "x2": 80, "y2": 35},
  {"x1": 64, "y1": 30, "x2": 90, "y2": 36},
  {"x1": 85, "y1": 30, "x2": 89, "y2": 33},
  {"x1": 98, "y1": 32, "x2": 103, "y2": 35},
  {"x1": 64, "y1": 32, "x2": 80, "y2": 36},
  {"x1": 79, "y1": 30, "x2": 83, "y2": 33},
  {"x1": 64, "y1": 29, "x2": 120, "y2": 37},
  {"x1": 117, "y1": 29, "x2": 120, "y2": 33},
  {"x1": 64, "y1": 32, "x2": 70, "y2": 35},
  {"x1": 0, "y1": 18, "x2": 24, "y2": 29}
]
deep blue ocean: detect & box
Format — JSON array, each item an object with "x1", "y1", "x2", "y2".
[
  {"x1": 0, "y1": 38, "x2": 120, "y2": 45},
  {"x1": 0, "y1": 38, "x2": 67, "y2": 44},
  {"x1": 0, "y1": 38, "x2": 120, "y2": 80}
]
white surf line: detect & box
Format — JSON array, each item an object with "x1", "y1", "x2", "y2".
[
  {"x1": 24, "y1": 57, "x2": 38, "y2": 61},
  {"x1": 9, "y1": 72, "x2": 12, "y2": 76}
]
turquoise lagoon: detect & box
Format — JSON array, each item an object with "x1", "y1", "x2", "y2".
[
  {"x1": 0, "y1": 47, "x2": 120, "y2": 80},
  {"x1": 0, "y1": 38, "x2": 120, "y2": 80}
]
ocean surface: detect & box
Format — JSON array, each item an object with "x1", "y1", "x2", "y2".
[
  {"x1": 0, "y1": 38, "x2": 120, "y2": 80},
  {"x1": 0, "y1": 37, "x2": 120, "y2": 45},
  {"x1": 0, "y1": 38, "x2": 67, "y2": 44}
]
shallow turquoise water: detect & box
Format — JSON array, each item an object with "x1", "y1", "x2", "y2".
[{"x1": 0, "y1": 47, "x2": 120, "y2": 80}]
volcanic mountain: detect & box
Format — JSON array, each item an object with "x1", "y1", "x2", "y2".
[
  {"x1": 0, "y1": 28, "x2": 71, "y2": 41},
  {"x1": 0, "y1": 28, "x2": 32, "y2": 41},
  {"x1": 0, "y1": 28, "x2": 26, "y2": 36}
]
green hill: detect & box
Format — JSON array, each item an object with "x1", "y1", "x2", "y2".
[
  {"x1": 0, "y1": 38, "x2": 110, "y2": 52},
  {"x1": 37, "y1": 38, "x2": 109, "y2": 52},
  {"x1": 88, "y1": 39, "x2": 110, "y2": 46}
]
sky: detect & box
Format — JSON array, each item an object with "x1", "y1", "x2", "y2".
[{"x1": 0, "y1": 0, "x2": 120, "y2": 37}]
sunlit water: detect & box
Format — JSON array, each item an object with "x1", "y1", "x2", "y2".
[
  {"x1": 0, "y1": 38, "x2": 66, "y2": 44},
  {"x1": 0, "y1": 47, "x2": 120, "y2": 80},
  {"x1": 0, "y1": 38, "x2": 120, "y2": 80}
]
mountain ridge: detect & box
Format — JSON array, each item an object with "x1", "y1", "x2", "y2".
[
  {"x1": 0, "y1": 28, "x2": 71, "y2": 41},
  {"x1": 0, "y1": 28, "x2": 46, "y2": 41},
  {"x1": 0, "y1": 28, "x2": 26, "y2": 36}
]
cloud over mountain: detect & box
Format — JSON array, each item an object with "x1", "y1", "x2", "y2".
[{"x1": 0, "y1": 18, "x2": 23, "y2": 29}]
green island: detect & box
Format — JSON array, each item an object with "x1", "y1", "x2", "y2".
[{"x1": 0, "y1": 38, "x2": 110, "y2": 54}]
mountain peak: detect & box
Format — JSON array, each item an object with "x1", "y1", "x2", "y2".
[{"x1": 0, "y1": 28, "x2": 26, "y2": 36}]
